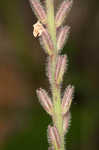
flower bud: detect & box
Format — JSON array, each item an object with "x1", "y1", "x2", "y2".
[
  {"x1": 62, "y1": 85, "x2": 74, "y2": 115},
  {"x1": 63, "y1": 112, "x2": 71, "y2": 134},
  {"x1": 36, "y1": 88, "x2": 53, "y2": 115},
  {"x1": 40, "y1": 28, "x2": 54, "y2": 56},
  {"x1": 46, "y1": 57, "x2": 52, "y2": 84},
  {"x1": 48, "y1": 126, "x2": 61, "y2": 149},
  {"x1": 55, "y1": 0, "x2": 73, "y2": 28},
  {"x1": 29, "y1": 0, "x2": 47, "y2": 24},
  {"x1": 57, "y1": 26, "x2": 70, "y2": 52},
  {"x1": 55, "y1": 55, "x2": 68, "y2": 85}
]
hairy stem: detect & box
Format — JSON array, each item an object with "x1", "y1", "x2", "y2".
[
  {"x1": 46, "y1": 0, "x2": 65, "y2": 150},
  {"x1": 46, "y1": 0, "x2": 57, "y2": 50},
  {"x1": 29, "y1": 0, "x2": 74, "y2": 149}
]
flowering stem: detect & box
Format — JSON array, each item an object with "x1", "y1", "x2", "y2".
[
  {"x1": 29, "y1": 0, "x2": 74, "y2": 150},
  {"x1": 46, "y1": 1, "x2": 64, "y2": 150},
  {"x1": 51, "y1": 56, "x2": 64, "y2": 150}
]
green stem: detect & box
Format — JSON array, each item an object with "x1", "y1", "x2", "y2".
[
  {"x1": 46, "y1": 0, "x2": 65, "y2": 150},
  {"x1": 46, "y1": 0, "x2": 57, "y2": 50},
  {"x1": 51, "y1": 56, "x2": 64, "y2": 150}
]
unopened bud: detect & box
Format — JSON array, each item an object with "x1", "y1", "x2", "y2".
[
  {"x1": 40, "y1": 28, "x2": 54, "y2": 56},
  {"x1": 48, "y1": 126, "x2": 61, "y2": 149},
  {"x1": 36, "y1": 88, "x2": 53, "y2": 115},
  {"x1": 57, "y1": 26, "x2": 70, "y2": 52},
  {"x1": 63, "y1": 112, "x2": 71, "y2": 134},
  {"x1": 55, "y1": 55, "x2": 68, "y2": 85},
  {"x1": 46, "y1": 57, "x2": 52, "y2": 84},
  {"x1": 62, "y1": 85, "x2": 74, "y2": 115},
  {"x1": 29, "y1": 0, "x2": 47, "y2": 24},
  {"x1": 55, "y1": 0, "x2": 73, "y2": 28}
]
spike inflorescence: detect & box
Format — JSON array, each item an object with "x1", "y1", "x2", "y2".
[{"x1": 29, "y1": 0, "x2": 74, "y2": 150}]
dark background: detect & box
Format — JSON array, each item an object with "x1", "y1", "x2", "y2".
[{"x1": 0, "y1": 0, "x2": 99, "y2": 150}]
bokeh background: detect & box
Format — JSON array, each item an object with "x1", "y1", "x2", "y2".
[{"x1": 0, "y1": 0, "x2": 99, "y2": 150}]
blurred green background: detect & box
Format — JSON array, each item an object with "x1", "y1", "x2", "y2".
[{"x1": 0, "y1": 0, "x2": 99, "y2": 150}]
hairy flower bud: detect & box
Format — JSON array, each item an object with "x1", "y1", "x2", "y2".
[
  {"x1": 36, "y1": 88, "x2": 53, "y2": 115},
  {"x1": 40, "y1": 28, "x2": 54, "y2": 56},
  {"x1": 29, "y1": 0, "x2": 47, "y2": 24},
  {"x1": 46, "y1": 57, "x2": 52, "y2": 84},
  {"x1": 62, "y1": 85, "x2": 74, "y2": 115},
  {"x1": 55, "y1": 55, "x2": 68, "y2": 85},
  {"x1": 57, "y1": 26, "x2": 70, "y2": 52},
  {"x1": 48, "y1": 126, "x2": 61, "y2": 149},
  {"x1": 55, "y1": 0, "x2": 73, "y2": 28},
  {"x1": 63, "y1": 112, "x2": 71, "y2": 134}
]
